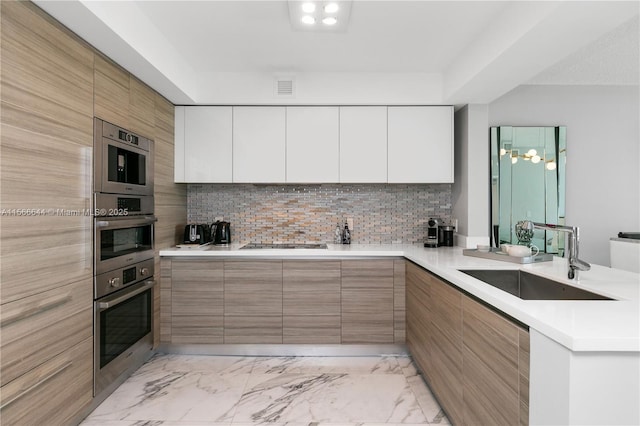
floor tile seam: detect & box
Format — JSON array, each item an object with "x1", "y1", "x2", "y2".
[
  {"x1": 228, "y1": 359, "x2": 260, "y2": 425},
  {"x1": 404, "y1": 373, "x2": 447, "y2": 426}
]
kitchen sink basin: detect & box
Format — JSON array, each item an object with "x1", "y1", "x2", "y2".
[{"x1": 459, "y1": 269, "x2": 613, "y2": 300}]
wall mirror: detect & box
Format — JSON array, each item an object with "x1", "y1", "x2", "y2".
[{"x1": 490, "y1": 126, "x2": 566, "y2": 253}]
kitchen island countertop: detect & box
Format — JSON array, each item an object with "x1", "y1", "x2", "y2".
[{"x1": 160, "y1": 243, "x2": 640, "y2": 352}]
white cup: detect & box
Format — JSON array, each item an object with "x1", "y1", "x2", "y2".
[{"x1": 507, "y1": 244, "x2": 539, "y2": 257}]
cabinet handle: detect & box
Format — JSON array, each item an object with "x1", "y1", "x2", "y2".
[
  {"x1": 0, "y1": 361, "x2": 73, "y2": 409},
  {"x1": 0, "y1": 294, "x2": 73, "y2": 327}
]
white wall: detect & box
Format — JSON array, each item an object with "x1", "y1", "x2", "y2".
[
  {"x1": 191, "y1": 72, "x2": 444, "y2": 105},
  {"x1": 489, "y1": 85, "x2": 640, "y2": 266},
  {"x1": 453, "y1": 104, "x2": 490, "y2": 248}
]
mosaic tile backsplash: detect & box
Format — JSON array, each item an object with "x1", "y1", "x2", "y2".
[{"x1": 187, "y1": 184, "x2": 452, "y2": 244}]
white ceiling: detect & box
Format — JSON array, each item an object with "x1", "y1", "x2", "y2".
[{"x1": 35, "y1": 1, "x2": 639, "y2": 105}]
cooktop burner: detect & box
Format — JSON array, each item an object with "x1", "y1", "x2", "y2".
[{"x1": 240, "y1": 243, "x2": 328, "y2": 250}]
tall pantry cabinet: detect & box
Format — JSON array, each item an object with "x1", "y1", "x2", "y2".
[{"x1": 0, "y1": 1, "x2": 186, "y2": 424}]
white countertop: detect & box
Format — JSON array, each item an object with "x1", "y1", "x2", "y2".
[{"x1": 160, "y1": 244, "x2": 640, "y2": 352}]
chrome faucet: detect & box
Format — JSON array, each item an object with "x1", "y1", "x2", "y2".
[{"x1": 521, "y1": 221, "x2": 591, "y2": 279}]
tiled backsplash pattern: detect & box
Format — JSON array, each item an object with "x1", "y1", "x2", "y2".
[{"x1": 188, "y1": 184, "x2": 452, "y2": 244}]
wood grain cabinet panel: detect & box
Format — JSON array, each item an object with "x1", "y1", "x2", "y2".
[
  {"x1": 1, "y1": 0, "x2": 93, "y2": 303},
  {"x1": 171, "y1": 260, "x2": 224, "y2": 344},
  {"x1": 0, "y1": 278, "x2": 92, "y2": 387},
  {"x1": 393, "y1": 259, "x2": 406, "y2": 343},
  {"x1": 129, "y1": 75, "x2": 156, "y2": 138},
  {"x1": 406, "y1": 262, "x2": 432, "y2": 378},
  {"x1": 341, "y1": 260, "x2": 394, "y2": 343},
  {"x1": 154, "y1": 96, "x2": 187, "y2": 344},
  {"x1": 0, "y1": 337, "x2": 93, "y2": 426},
  {"x1": 519, "y1": 329, "x2": 530, "y2": 426},
  {"x1": 224, "y1": 260, "x2": 283, "y2": 343},
  {"x1": 462, "y1": 295, "x2": 528, "y2": 426},
  {"x1": 94, "y1": 55, "x2": 157, "y2": 139},
  {"x1": 428, "y1": 272, "x2": 464, "y2": 426},
  {"x1": 405, "y1": 261, "x2": 530, "y2": 426},
  {"x1": 283, "y1": 260, "x2": 341, "y2": 343},
  {"x1": 94, "y1": 53, "x2": 130, "y2": 128}
]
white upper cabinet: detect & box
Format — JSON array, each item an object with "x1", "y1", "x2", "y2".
[
  {"x1": 339, "y1": 106, "x2": 388, "y2": 183},
  {"x1": 233, "y1": 107, "x2": 286, "y2": 183},
  {"x1": 286, "y1": 106, "x2": 339, "y2": 183},
  {"x1": 174, "y1": 106, "x2": 233, "y2": 183},
  {"x1": 175, "y1": 105, "x2": 453, "y2": 184},
  {"x1": 387, "y1": 106, "x2": 453, "y2": 183}
]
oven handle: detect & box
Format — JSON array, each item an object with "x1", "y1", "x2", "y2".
[
  {"x1": 98, "y1": 280, "x2": 155, "y2": 310},
  {"x1": 95, "y1": 216, "x2": 157, "y2": 229}
]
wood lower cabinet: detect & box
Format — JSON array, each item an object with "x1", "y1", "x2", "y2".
[
  {"x1": 393, "y1": 259, "x2": 406, "y2": 343},
  {"x1": 341, "y1": 259, "x2": 394, "y2": 343},
  {"x1": 428, "y1": 271, "x2": 464, "y2": 425},
  {"x1": 170, "y1": 259, "x2": 224, "y2": 343},
  {"x1": 161, "y1": 258, "x2": 405, "y2": 345},
  {"x1": 283, "y1": 260, "x2": 341, "y2": 344},
  {"x1": 406, "y1": 261, "x2": 529, "y2": 426},
  {"x1": 462, "y1": 295, "x2": 529, "y2": 426},
  {"x1": 224, "y1": 260, "x2": 283, "y2": 343},
  {"x1": 405, "y1": 262, "x2": 433, "y2": 384}
]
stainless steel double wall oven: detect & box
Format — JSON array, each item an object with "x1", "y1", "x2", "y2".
[{"x1": 93, "y1": 118, "x2": 156, "y2": 397}]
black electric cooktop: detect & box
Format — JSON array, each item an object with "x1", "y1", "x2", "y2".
[{"x1": 240, "y1": 243, "x2": 328, "y2": 250}]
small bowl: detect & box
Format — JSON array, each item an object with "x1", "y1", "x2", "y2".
[{"x1": 476, "y1": 245, "x2": 490, "y2": 252}]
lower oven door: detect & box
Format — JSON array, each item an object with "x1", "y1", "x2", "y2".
[{"x1": 94, "y1": 279, "x2": 154, "y2": 397}]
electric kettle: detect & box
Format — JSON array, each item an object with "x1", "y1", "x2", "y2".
[{"x1": 211, "y1": 221, "x2": 231, "y2": 245}]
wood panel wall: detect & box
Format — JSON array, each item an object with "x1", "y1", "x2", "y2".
[{"x1": 0, "y1": 0, "x2": 185, "y2": 422}]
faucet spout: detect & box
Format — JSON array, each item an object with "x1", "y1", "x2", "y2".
[{"x1": 521, "y1": 221, "x2": 591, "y2": 279}]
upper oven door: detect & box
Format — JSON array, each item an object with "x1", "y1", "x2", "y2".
[
  {"x1": 94, "y1": 118, "x2": 154, "y2": 196},
  {"x1": 94, "y1": 216, "x2": 156, "y2": 275}
]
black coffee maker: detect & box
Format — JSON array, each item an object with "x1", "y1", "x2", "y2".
[
  {"x1": 211, "y1": 221, "x2": 231, "y2": 245},
  {"x1": 425, "y1": 218, "x2": 439, "y2": 247}
]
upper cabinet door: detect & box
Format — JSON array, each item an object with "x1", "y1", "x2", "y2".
[
  {"x1": 286, "y1": 107, "x2": 339, "y2": 183},
  {"x1": 233, "y1": 107, "x2": 286, "y2": 183},
  {"x1": 339, "y1": 106, "x2": 387, "y2": 183},
  {"x1": 388, "y1": 106, "x2": 454, "y2": 183},
  {"x1": 175, "y1": 106, "x2": 233, "y2": 183}
]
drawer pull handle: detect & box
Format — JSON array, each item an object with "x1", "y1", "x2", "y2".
[
  {"x1": 0, "y1": 361, "x2": 73, "y2": 409},
  {"x1": 1, "y1": 294, "x2": 73, "y2": 327}
]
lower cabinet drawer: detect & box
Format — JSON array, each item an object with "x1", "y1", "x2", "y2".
[
  {"x1": 0, "y1": 278, "x2": 93, "y2": 386},
  {"x1": 0, "y1": 337, "x2": 93, "y2": 425}
]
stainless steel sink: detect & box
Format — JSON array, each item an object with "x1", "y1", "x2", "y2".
[{"x1": 459, "y1": 269, "x2": 613, "y2": 300}]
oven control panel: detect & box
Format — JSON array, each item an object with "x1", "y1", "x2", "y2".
[{"x1": 94, "y1": 258, "x2": 154, "y2": 300}]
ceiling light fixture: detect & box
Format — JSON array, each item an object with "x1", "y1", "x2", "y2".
[
  {"x1": 301, "y1": 2, "x2": 316, "y2": 13},
  {"x1": 322, "y1": 16, "x2": 337, "y2": 25},
  {"x1": 301, "y1": 15, "x2": 315, "y2": 25},
  {"x1": 324, "y1": 3, "x2": 339, "y2": 13},
  {"x1": 288, "y1": 0, "x2": 352, "y2": 32}
]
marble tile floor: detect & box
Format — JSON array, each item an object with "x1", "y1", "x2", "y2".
[{"x1": 81, "y1": 354, "x2": 449, "y2": 426}]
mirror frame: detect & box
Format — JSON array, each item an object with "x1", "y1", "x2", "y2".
[{"x1": 490, "y1": 126, "x2": 566, "y2": 253}]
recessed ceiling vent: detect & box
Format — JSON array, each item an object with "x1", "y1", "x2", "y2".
[{"x1": 275, "y1": 76, "x2": 295, "y2": 97}]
